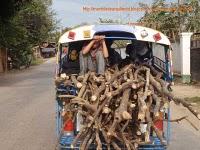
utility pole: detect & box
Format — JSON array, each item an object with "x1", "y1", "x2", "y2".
[
  {"x1": 118, "y1": 0, "x2": 121, "y2": 24},
  {"x1": 178, "y1": 0, "x2": 187, "y2": 32},
  {"x1": 178, "y1": 0, "x2": 182, "y2": 33}
]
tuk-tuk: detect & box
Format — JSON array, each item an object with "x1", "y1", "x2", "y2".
[{"x1": 55, "y1": 24, "x2": 173, "y2": 150}]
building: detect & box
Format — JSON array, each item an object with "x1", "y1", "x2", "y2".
[
  {"x1": 0, "y1": 48, "x2": 7, "y2": 73},
  {"x1": 40, "y1": 42, "x2": 56, "y2": 58}
]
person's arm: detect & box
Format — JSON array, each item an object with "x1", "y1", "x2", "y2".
[
  {"x1": 101, "y1": 39, "x2": 109, "y2": 58},
  {"x1": 82, "y1": 36, "x2": 100, "y2": 54},
  {"x1": 82, "y1": 40, "x2": 95, "y2": 55}
]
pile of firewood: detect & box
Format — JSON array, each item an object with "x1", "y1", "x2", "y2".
[{"x1": 55, "y1": 64, "x2": 200, "y2": 150}]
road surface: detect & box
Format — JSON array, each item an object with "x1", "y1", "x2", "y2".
[
  {"x1": 0, "y1": 58, "x2": 57, "y2": 150},
  {"x1": 168, "y1": 85, "x2": 200, "y2": 150},
  {"x1": 0, "y1": 58, "x2": 200, "y2": 150},
  {"x1": 168, "y1": 102, "x2": 200, "y2": 150}
]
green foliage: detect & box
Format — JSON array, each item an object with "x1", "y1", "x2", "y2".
[
  {"x1": 0, "y1": 0, "x2": 57, "y2": 69},
  {"x1": 186, "y1": 0, "x2": 200, "y2": 32},
  {"x1": 99, "y1": 18, "x2": 119, "y2": 24},
  {"x1": 31, "y1": 57, "x2": 44, "y2": 66},
  {"x1": 113, "y1": 40, "x2": 131, "y2": 49},
  {"x1": 139, "y1": 0, "x2": 200, "y2": 40},
  {"x1": 57, "y1": 23, "x2": 89, "y2": 43},
  {"x1": 0, "y1": 0, "x2": 31, "y2": 22},
  {"x1": 17, "y1": 0, "x2": 56, "y2": 45}
]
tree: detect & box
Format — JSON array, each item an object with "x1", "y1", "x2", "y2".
[
  {"x1": 0, "y1": 0, "x2": 31, "y2": 47},
  {"x1": 99, "y1": 18, "x2": 119, "y2": 24},
  {"x1": 139, "y1": 0, "x2": 200, "y2": 40},
  {"x1": 0, "y1": 0, "x2": 57, "y2": 69},
  {"x1": 186, "y1": 0, "x2": 200, "y2": 33},
  {"x1": 139, "y1": 0, "x2": 179, "y2": 40}
]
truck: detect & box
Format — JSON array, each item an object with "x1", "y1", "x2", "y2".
[
  {"x1": 55, "y1": 24, "x2": 173, "y2": 150},
  {"x1": 40, "y1": 42, "x2": 56, "y2": 58}
]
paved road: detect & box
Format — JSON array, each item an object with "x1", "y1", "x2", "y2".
[
  {"x1": 1, "y1": 59, "x2": 200, "y2": 150},
  {"x1": 168, "y1": 102, "x2": 200, "y2": 150},
  {"x1": 0, "y1": 58, "x2": 56, "y2": 150},
  {"x1": 168, "y1": 85, "x2": 200, "y2": 150}
]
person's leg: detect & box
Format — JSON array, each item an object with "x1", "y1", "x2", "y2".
[
  {"x1": 96, "y1": 50, "x2": 105, "y2": 75},
  {"x1": 79, "y1": 51, "x2": 88, "y2": 75},
  {"x1": 87, "y1": 54, "x2": 96, "y2": 72}
]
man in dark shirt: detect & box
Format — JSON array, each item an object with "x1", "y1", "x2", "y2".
[
  {"x1": 106, "y1": 40, "x2": 122, "y2": 67},
  {"x1": 120, "y1": 41, "x2": 151, "y2": 68}
]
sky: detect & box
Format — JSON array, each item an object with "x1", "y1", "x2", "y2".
[{"x1": 52, "y1": 0, "x2": 175, "y2": 28}]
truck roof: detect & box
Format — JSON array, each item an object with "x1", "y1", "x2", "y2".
[{"x1": 58, "y1": 24, "x2": 171, "y2": 46}]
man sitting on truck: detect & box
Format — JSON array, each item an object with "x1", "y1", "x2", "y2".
[
  {"x1": 133, "y1": 40, "x2": 152, "y2": 63},
  {"x1": 79, "y1": 35, "x2": 109, "y2": 75},
  {"x1": 125, "y1": 41, "x2": 151, "y2": 62},
  {"x1": 119, "y1": 41, "x2": 152, "y2": 68}
]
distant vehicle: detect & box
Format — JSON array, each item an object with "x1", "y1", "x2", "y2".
[
  {"x1": 40, "y1": 42, "x2": 56, "y2": 58},
  {"x1": 55, "y1": 24, "x2": 173, "y2": 150}
]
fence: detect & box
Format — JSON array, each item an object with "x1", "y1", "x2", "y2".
[{"x1": 170, "y1": 38, "x2": 200, "y2": 81}]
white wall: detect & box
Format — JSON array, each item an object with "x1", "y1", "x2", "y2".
[{"x1": 171, "y1": 42, "x2": 181, "y2": 74}]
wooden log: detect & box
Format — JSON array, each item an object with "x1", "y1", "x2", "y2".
[
  {"x1": 71, "y1": 127, "x2": 88, "y2": 148},
  {"x1": 112, "y1": 80, "x2": 137, "y2": 97},
  {"x1": 145, "y1": 96, "x2": 153, "y2": 143},
  {"x1": 77, "y1": 75, "x2": 84, "y2": 82},
  {"x1": 96, "y1": 129, "x2": 102, "y2": 150},
  {"x1": 121, "y1": 120, "x2": 130, "y2": 132},
  {"x1": 85, "y1": 134, "x2": 95, "y2": 150},
  {"x1": 137, "y1": 68, "x2": 150, "y2": 120},
  {"x1": 149, "y1": 74, "x2": 200, "y2": 120},
  {"x1": 142, "y1": 63, "x2": 163, "y2": 78},
  {"x1": 80, "y1": 129, "x2": 92, "y2": 150},
  {"x1": 91, "y1": 84, "x2": 106, "y2": 102},
  {"x1": 65, "y1": 64, "x2": 200, "y2": 150},
  {"x1": 128, "y1": 68, "x2": 134, "y2": 80},
  {"x1": 71, "y1": 97, "x2": 97, "y2": 112},
  {"x1": 57, "y1": 95, "x2": 76, "y2": 98},
  {"x1": 150, "y1": 85, "x2": 161, "y2": 117},
  {"x1": 101, "y1": 129, "x2": 111, "y2": 148},
  {"x1": 106, "y1": 64, "x2": 134, "y2": 84},
  {"x1": 88, "y1": 95, "x2": 112, "y2": 127},
  {"x1": 111, "y1": 141, "x2": 121, "y2": 150},
  {"x1": 107, "y1": 89, "x2": 132, "y2": 136},
  {"x1": 77, "y1": 73, "x2": 90, "y2": 98},
  {"x1": 123, "y1": 71, "x2": 128, "y2": 81},
  {"x1": 55, "y1": 77, "x2": 65, "y2": 86},
  {"x1": 119, "y1": 131, "x2": 131, "y2": 150},
  {"x1": 71, "y1": 75, "x2": 83, "y2": 88}
]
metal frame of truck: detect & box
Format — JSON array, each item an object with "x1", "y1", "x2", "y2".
[{"x1": 55, "y1": 24, "x2": 173, "y2": 150}]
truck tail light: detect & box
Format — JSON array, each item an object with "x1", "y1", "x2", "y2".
[
  {"x1": 63, "y1": 119, "x2": 74, "y2": 132},
  {"x1": 60, "y1": 119, "x2": 74, "y2": 146}
]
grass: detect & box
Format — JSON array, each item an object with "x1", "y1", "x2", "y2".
[
  {"x1": 185, "y1": 97, "x2": 200, "y2": 110},
  {"x1": 31, "y1": 58, "x2": 45, "y2": 66},
  {"x1": 185, "y1": 97, "x2": 200, "y2": 103},
  {"x1": 173, "y1": 75, "x2": 200, "y2": 86}
]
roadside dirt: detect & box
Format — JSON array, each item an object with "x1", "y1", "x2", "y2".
[
  {"x1": 172, "y1": 84, "x2": 200, "y2": 99},
  {"x1": 172, "y1": 81, "x2": 200, "y2": 112},
  {"x1": 168, "y1": 82, "x2": 200, "y2": 150}
]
